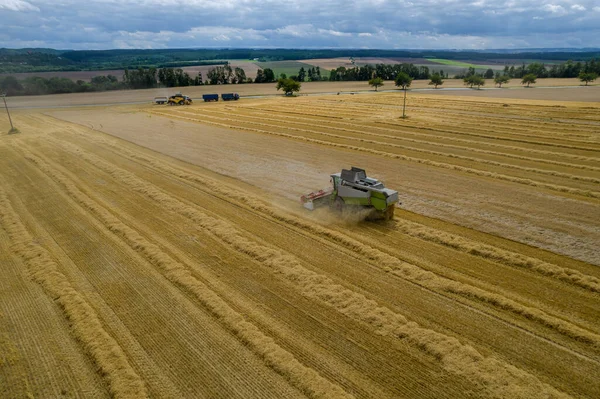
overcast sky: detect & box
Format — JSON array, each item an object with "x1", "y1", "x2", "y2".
[{"x1": 1, "y1": 0, "x2": 599, "y2": 50}]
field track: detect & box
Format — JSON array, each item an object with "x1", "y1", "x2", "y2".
[{"x1": 1, "y1": 91, "x2": 599, "y2": 398}]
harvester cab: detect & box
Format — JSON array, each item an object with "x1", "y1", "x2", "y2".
[{"x1": 301, "y1": 167, "x2": 399, "y2": 220}]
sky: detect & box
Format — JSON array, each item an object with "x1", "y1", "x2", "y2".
[{"x1": 1, "y1": 0, "x2": 599, "y2": 50}]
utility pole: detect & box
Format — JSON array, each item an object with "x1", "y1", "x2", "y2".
[
  {"x1": 402, "y1": 87, "x2": 407, "y2": 118},
  {"x1": 2, "y1": 93, "x2": 14, "y2": 131}
]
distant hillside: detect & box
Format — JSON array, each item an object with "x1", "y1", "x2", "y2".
[{"x1": 1, "y1": 48, "x2": 599, "y2": 74}]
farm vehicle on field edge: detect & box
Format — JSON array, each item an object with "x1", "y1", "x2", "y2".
[
  {"x1": 168, "y1": 93, "x2": 192, "y2": 105},
  {"x1": 221, "y1": 93, "x2": 240, "y2": 101},
  {"x1": 202, "y1": 94, "x2": 219, "y2": 102}
]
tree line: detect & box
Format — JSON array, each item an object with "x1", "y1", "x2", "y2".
[
  {"x1": 0, "y1": 74, "x2": 125, "y2": 96},
  {"x1": 500, "y1": 59, "x2": 600, "y2": 79},
  {"x1": 0, "y1": 64, "x2": 279, "y2": 95},
  {"x1": 327, "y1": 63, "x2": 438, "y2": 81},
  {"x1": 1, "y1": 58, "x2": 597, "y2": 97}
]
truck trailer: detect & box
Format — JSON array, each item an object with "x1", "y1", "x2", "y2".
[
  {"x1": 202, "y1": 94, "x2": 219, "y2": 102},
  {"x1": 221, "y1": 93, "x2": 240, "y2": 101}
]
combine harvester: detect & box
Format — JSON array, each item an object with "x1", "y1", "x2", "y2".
[
  {"x1": 167, "y1": 93, "x2": 193, "y2": 105},
  {"x1": 301, "y1": 167, "x2": 399, "y2": 220}
]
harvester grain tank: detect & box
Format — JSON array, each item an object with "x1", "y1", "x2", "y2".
[
  {"x1": 301, "y1": 167, "x2": 399, "y2": 220},
  {"x1": 221, "y1": 93, "x2": 240, "y2": 101},
  {"x1": 202, "y1": 94, "x2": 219, "y2": 102}
]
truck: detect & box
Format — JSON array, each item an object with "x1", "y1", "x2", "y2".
[
  {"x1": 167, "y1": 93, "x2": 192, "y2": 105},
  {"x1": 221, "y1": 93, "x2": 240, "y2": 101},
  {"x1": 301, "y1": 167, "x2": 399, "y2": 220},
  {"x1": 153, "y1": 96, "x2": 168, "y2": 105},
  {"x1": 202, "y1": 94, "x2": 219, "y2": 102}
]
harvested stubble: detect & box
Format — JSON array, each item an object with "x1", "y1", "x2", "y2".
[
  {"x1": 0, "y1": 186, "x2": 147, "y2": 399},
  {"x1": 39, "y1": 136, "x2": 571, "y2": 398},
  {"x1": 151, "y1": 105, "x2": 600, "y2": 198},
  {"x1": 2, "y1": 92, "x2": 600, "y2": 399}
]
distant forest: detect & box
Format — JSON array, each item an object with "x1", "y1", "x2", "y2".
[{"x1": 1, "y1": 48, "x2": 600, "y2": 73}]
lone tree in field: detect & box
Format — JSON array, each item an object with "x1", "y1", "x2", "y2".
[
  {"x1": 579, "y1": 71, "x2": 598, "y2": 86},
  {"x1": 369, "y1": 77, "x2": 384, "y2": 91},
  {"x1": 395, "y1": 72, "x2": 413, "y2": 90},
  {"x1": 464, "y1": 75, "x2": 485, "y2": 89},
  {"x1": 521, "y1": 74, "x2": 537, "y2": 87},
  {"x1": 276, "y1": 78, "x2": 301, "y2": 96},
  {"x1": 428, "y1": 74, "x2": 444, "y2": 88},
  {"x1": 494, "y1": 75, "x2": 510, "y2": 88}
]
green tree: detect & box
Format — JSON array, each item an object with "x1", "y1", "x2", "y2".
[
  {"x1": 22, "y1": 77, "x2": 49, "y2": 95},
  {"x1": 494, "y1": 75, "x2": 510, "y2": 88},
  {"x1": 578, "y1": 71, "x2": 598, "y2": 86},
  {"x1": 255, "y1": 69, "x2": 266, "y2": 83},
  {"x1": 206, "y1": 67, "x2": 220, "y2": 85},
  {"x1": 123, "y1": 68, "x2": 157, "y2": 89},
  {"x1": 428, "y1": 74, "x2": 443, "y2": 88},
  {"x1": 484, "y1": 68, "x2": 494, "y2": 79},
  {"x1": 394, "y1": 72, "x2": 412, "y2": 90},
  {"x1": 234, "y1": 67, "x2": 247, "y2": 84},
  {"x1": 263, "y1": 68, "x2": 276, "y2": 82},
  {"x1": 298, "y1": 67, "x2": 306, "y2": 82},
  {"x1": 174, "y1": 68, "x2": 192, "y2": 86},
  {"x1": 206, "y1": 65, "x2": 234, "y2": 84},
  {"x1": 527, "y1": 62, "x2": 548, "y2": 78},
  {"x1": 0, "y1": 76, "x2": 23, "y2": 95},
  {"x1": 464, "y1": 75, "x2": 485, "y2": 89},
  {"x1": 368, "y1": 77, "x2": 384, "y2": 91},
  {"x1": 276, "y1": 78, "x2": 301, "y2": 96},
  {"x1": 521, "y1": 74, "x2": 537, "y2": 87}
]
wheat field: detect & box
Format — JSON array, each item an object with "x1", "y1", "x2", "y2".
[{"x1": 1, "y1": 90, "x2": 599, "y2": 398}]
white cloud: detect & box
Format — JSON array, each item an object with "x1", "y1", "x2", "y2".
[
  {"x1": 212, "y1": 34, "x2": 230, "y2": 42},
  {"x1": 0, "y1": 0, "x2": 39, "y2": 12},
  {"x1": 571, "y1": 4, "x2": 586, "y2": 11},
  {"x1": 318, "y1": 29, "x2": 351, "y2": 37},
  {"x1": 543, "y1": 4, "x2": 566, "y2": 14}
]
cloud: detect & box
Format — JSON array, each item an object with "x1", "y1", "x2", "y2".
[
  {"x1": 543, "y1": 4, "x2": 567, "y2": 14},
  {"x1": 318, "y1": 29, "x2": 352, "y2": 37},
  {"x1": 0, "y1": 0, "x2": 39, "y2": 12},
  {"x1": 0, "y1": 0, "x2": 599, "y2": 49}
]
